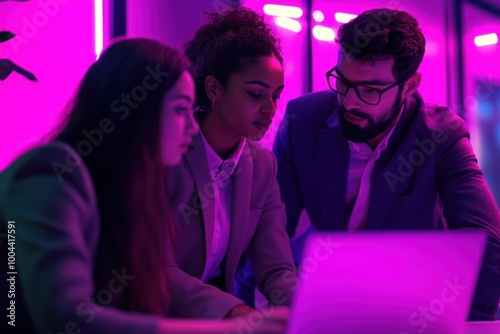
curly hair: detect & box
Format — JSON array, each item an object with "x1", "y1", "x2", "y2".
[
  {"x1": 184, "y1": 7, "x2": 282, "y2": 109},
  {"x1": 336, "y1": 8, "x2": 426, "y2": 82}
]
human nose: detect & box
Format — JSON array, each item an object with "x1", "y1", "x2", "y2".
[
  {"x1": 262, "y1": 96, "x2": 277, "y2": 117},
  {"x1": 341, "y1": 86, "x2": 362, "y2": 110},
  {"x1": 185, "y1": 112, "x2": 199, "y2": 136}
]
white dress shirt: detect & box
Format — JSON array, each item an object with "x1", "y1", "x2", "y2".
[
  {"x1": 200, "y1": 132, "x2": 247, "y2": 281},
  {"x1": 346, "y1": 109, "x2": 402, "y2": 230}
]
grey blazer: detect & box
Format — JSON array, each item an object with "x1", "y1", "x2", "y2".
[{"x1": 166, "y1": 132, "x2": 297, "y2": 319}]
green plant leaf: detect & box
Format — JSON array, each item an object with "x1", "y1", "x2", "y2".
[
  {"x1": 0, "y1": 59, "x2": 37, "y2": 81},
  {"x1": 0, "y1": 31, "x2": 15, "y2": 43}
]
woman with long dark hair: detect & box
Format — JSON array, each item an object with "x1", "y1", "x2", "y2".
[{"x1": 0, "y1": 38, "x2": 288, "y2": 333}]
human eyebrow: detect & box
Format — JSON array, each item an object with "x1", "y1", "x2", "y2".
[
  {"x1": 245, "y1": 80, "x2": 270, "y2": 88},
  {"x1": 335, "y1": 69, "x2": 392, "y2": 87},
  {"x1": 245, "y1": 81, "x2": 285, "y2": 91},
  {"x1": 172, "y1": 95, "x2": 193, "y2": 102},
  {"x1": 356, "y1": 79, "x2": 392, "y2": 86}
]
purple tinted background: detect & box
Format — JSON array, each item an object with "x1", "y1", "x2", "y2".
[{"x1": 1, "y1": 1, "x2": 498, "y2": 206}]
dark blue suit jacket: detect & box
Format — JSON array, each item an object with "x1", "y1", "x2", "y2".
[{"x1": 274, "y1": 90, "x2": 500, "y2": 320}]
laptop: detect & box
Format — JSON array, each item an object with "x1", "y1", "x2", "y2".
[{"x1": 287, "y1": 231, "x2": 487, "y2": 334}]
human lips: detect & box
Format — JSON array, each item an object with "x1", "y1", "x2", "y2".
[
  {"x1": 342, "y1": 111, "x2": 367, "y2": 125},
  {"x1": 253, "y1": 117, "x2": 273, "y2": 130},
  {"x1": 180, "y1": 139, "x2": 192, "y2": 151}
]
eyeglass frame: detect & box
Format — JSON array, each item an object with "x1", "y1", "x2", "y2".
[{"x1": 326, "y1": 66, "x2": 407, "y2": 106}]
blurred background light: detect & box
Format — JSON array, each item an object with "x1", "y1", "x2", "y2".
[
  {"x1": 312, "y1": 10, "x2": 325, "y2": 22},
  {"x1": 275, "y1": 16, "x2": 302, "y2": 33},
  {"x1": 474, "y1": 33, "x2": 498, "y2": 46},
  {"x1": 263, "y1": 4, "x2": 303, "y2": 18},
  {"x1": 94, "y1": 0, "x2": 103, "y2": 58},
  {"x1": 312, "y1": 25, "x2": 335, "y2": 41},
  {"x1": 334, "y1": 12, "x2": 357, "y2": 23}
]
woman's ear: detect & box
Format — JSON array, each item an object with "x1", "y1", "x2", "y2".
[
  {"x1": 403, "y1": 72, "x2": 422, "y2": 99},
  {"x1": 205, "y1": 75, "x2": 222, "y2": 104}
]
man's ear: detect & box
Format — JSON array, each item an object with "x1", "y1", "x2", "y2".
[
  {"x1": 205, "y1": 75, "x2": 222, "y2": 103},
  {"x1": 403, "y1": 72, "x2": 422, "y2": 99}
]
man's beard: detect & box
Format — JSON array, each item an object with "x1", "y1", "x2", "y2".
[{"x1": 338, "y1": 93, "x2": 404, "y2": 143}]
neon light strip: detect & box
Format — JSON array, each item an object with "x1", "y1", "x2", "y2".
[
  {"x1": 474, "y1": 33, "x2": 498, "y2": 47},
  {"x1": 274, "y1": 17, "x2": 302, "y2": 33},
  {"x1": 312, "y1": 10, "x2": 325, "y2": 23},
  {"x1": 335, "y1": 12, "x2": 357, "y2": 23},
  {"x1": 95, "y1": 0, "x2": 103, "y2": 58},
  {"x1": 313, "y1": 25, "x2": 335, "y2": 41},
  {"x1": 264, "y1": 4, "x2": 303, "y2": 18}
]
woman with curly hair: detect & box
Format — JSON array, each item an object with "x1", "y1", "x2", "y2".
[{"x1": 166, "y1": 7, "x2": 297, "y2": 320}]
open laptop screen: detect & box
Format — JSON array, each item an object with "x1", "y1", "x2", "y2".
[{"x1": 287, "y1": 231, "x2": 486, "y2": 334}]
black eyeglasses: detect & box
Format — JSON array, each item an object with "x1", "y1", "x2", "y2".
[{"x1": 326, "y1": 66, "x2": 406, "y2": 106}]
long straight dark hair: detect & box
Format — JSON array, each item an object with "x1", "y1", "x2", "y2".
[{"x1": 55, "y1": 38, "x2": 191, "y2": 315}]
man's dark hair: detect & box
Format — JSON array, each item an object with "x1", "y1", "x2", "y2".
[{"x1": 336, "y1": 8, "x2": 426, "y2": 82}]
